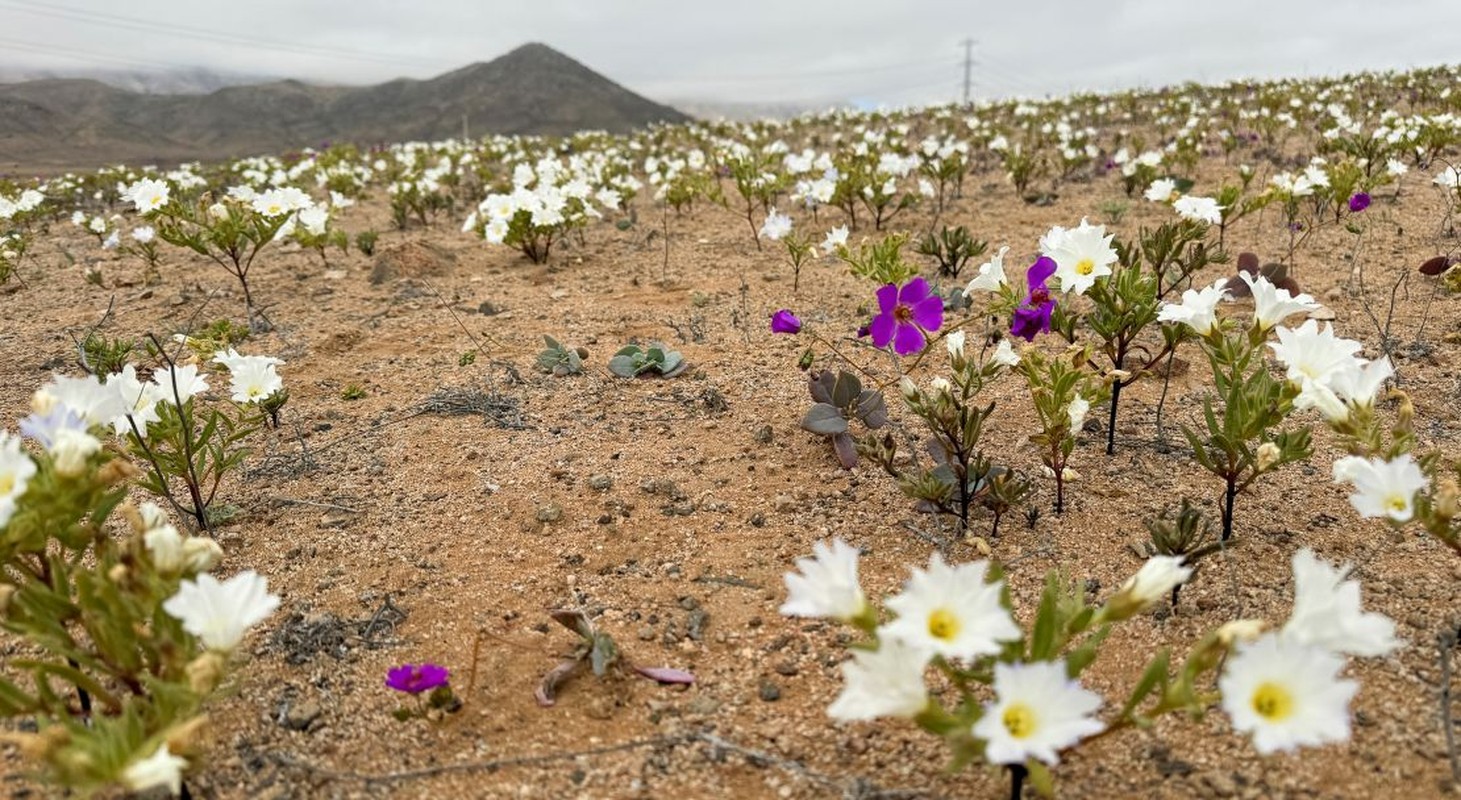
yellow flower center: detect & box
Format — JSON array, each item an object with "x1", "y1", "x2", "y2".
[
  {"x1": 927, "y1": 608, "x2": 960, "y2": 641},
  {"x1": 1075, "y1": 258, "x2": 1095, "y2": 276},
  {"x1": 1002, "y1": 703, "x2": 1038, "y2": 739},
  {"x1": 1386, "y1": 495, "x2": 1408, "y2": 514},
  {"x1": 267, "y1": 204, "x2": 282, "y2": 215},
  {"x1": 0, "y1": 474, "x2": 14, "y2": 496},
  {"x1": 1250, "y1": 682, "x2": 1294, "y2": 721}
]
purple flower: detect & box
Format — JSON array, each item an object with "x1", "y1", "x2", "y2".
[
  {"x1": 1010, "y1": 257, "x2": 1058, "y2": 342},
  {"x1": 1348, "y1": 192, "x2": 1370, "y2": 213},
  {"x1": 770, "y1": 309, "x2": 802, "y2": 334},
  {"x1": 868, "y1": 277, "x2": 943, "y2": 356},
  {"x1": 19, "y1": 407, "x2": 88, "y2": 449},
  {"x1": 386, "y1": 663, "x2": 450, "y2": 694}
]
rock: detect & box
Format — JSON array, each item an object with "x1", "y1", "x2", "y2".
[
  {"x1": 687, "y1": 609, "x2": 709, "y2": 641},
  {"x1": 773, "y1": 494, "x2": 797, "y2": 512},
  {"x1": 754, "y1": 425, "x2": 774, "y2": 444},
  {"x1": 1198, "y1": 771, "x2": 1238, "y2": 798},
  {"x1": 369, "y1": 240, "x2": 456, "y2": 285},
  {"x1": 536, "y1": 504, "x2": 563, "y2": 523},
  {"x1": 758, "y1": 681, "x2": 781, "y2": 702},
  {"x1": 283, "y1": 700, "x2": 322, "y2": 732},
  {"x1": 638, "y1": 626, "x2": 656, "y2": 641},
  {"x1": 588, "y1": 474, "x2": 614, "y2": 491},
  {"x1": 686, "y1": 696, "x2": 720, "y2": 715},
  {"x1": 773, "y1": 661, "x2": 799, "y2": 677}
]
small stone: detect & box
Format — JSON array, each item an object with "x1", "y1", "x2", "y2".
[
  {"x1": 773, "y1": 494, "x2": 796, "y2": 513},
  {"x1": 283, "y1": 700, "x2": 322, "y2": 732},
  {"x1": 754, "y1": 425, "x2": 774, "y2": 444},
  {"x1": 536, "y1": 504, "x2": 563, "y2": 523},
  {"x1": 638, "y1": 626, "x2": 656, "y2": 641},
  {"x1": 686, "y1": 696, "x2": 720, "y2": 715},
  {"x1": 773, "y1": 661, "x2": 799, "y2": 677},
  {"x1": 588, "y1": 474, "x2": 614, "y2": 491},
  {"x1": 758, "y1": 681, "x2": 781, "y2": 702},
  {"x1": 687, "y1": 609, "x2": 709, "y2": 641}
]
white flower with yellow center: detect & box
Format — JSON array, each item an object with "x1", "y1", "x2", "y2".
[
  {"x1": 1157, "y1": 278, "x2": 1230, "y2": 336},
  {"x1": 879, "y1": 553, "x2": 1020, "y2": 661},
  {"x1": 125, "y1": 178, "x2": 171, "y2": 215},
  {"x1": 1240, "y1": 273, "x2": 1319, "y2": 331},
  {"x1": 973, "y1": 660, "x2": 1105, "y2": 765},
  {"x1": 163, "y1": 571, "x2": 279, "y2": 652},
  {"x1": 0, "y1": 431, "x2": 38, "y2": 528},
  {"x1": 1041, "y1": 218, "x2": 1117, "y2": 296},
  {"x1": 1173, "y1": 195, "x2": 1223, "y2": 224},
  {"x1": 1219, "y1": 632, "x2": 1356, "y2": 755},
  {"x1": 1331, "y1": 453, "x2": 1428, "y2": 524}
]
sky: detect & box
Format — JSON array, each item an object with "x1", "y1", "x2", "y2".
[{"x1": 2, "y1": 0, "x2": 1459, "y2": 108}]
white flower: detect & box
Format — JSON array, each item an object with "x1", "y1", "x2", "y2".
[
  {"x1": 972, "y1": 660, "x2": 1105, "y2": 765},
  {"x1": 0, "y1": 431, "x2": 38, "y2": 529},
  {"x1": 1435, "y1": 166, "x2": 1461, "y2": 189},
  {"x1": 213, "y1": 350, "x2": 284, "y2": 404},
  {"x1": 1219, "y1": 632, "x2": 1357, "y2": 755},
  {"x1": 125, "y1": 178, "x2": 171, "y2": 214},
  {"x1": 106, "y1": 365, "x2": 165, "y2": 437},
  {"x1": 1157, "y1": 278, "x2": 1229, "y2": 335},
  {"x1": 991, "y1": 338, "x2": 1021, "y2": 367},
  {"x1": 163, "y1": 571, "x2": 280, "y2": 651},
  {"x1": 1269, "y1": 320, "x2": 1363, "y2": 385},
  {"x1": 1144, "y1": 178, "x2": 1178, "y2": 203},
  {"x1": 1331, "y1": 453, "x2": 1428, "y2": 524},
  {"x1": 50, "y1": 427, "x2": 101, "y2": 476},
  {"x1": 880, "y1": 553, "x2": 1020, "y2": 661},
  {"x1": 1066, "y1": 395, "x2": 1090, "y2": 430},
  {"x1": 132, "y1": 226, "x2": 155, "y2": 244},
  {"x1": 298, "y1": 205, "x2": 329, "y2": 236},
  {"x1": 1240, "y1": 273, "x2": 1319, "y2": 330},
  {"x1": 758, "y1": 208, "x2": 793, "y2": 241},
  {"x1": 121, "y1": 743, "x2": 188, "y2": 795},
  {"x1": 145, "y1": 524, "x2": 186, "y2": 572},
  {"x1": 827, "y1": 639, "x2": 930, "y2": 721},
  {"x1": 821, "y1": 225, "x2": 848, "y2": 255},
  {"x1": 1283, "y1": 548, "x2": 1399, "y2": 657},
  {"x1": 1041, "y1": 219, "x2": 1117, "y2": 295},
  {"x1": 1173, "y1": 195, "x2": 1223, "y2": 225},
  {"x1": 182, "y1": 537, "x2": 224, "y2": 573},
  {"x1": 1328, "y1": 357, "x2": 1393, "y2": 409},
  {"x1": 964, "y1": 245, "x2": 1010, "y2": 293},
  {"x1": 780, "y1": 538, "x2": 867, "y2": 622},
  {"x1": 152, "y1": 365, "x2": 209, "y2": 407},
  {"x1": 945, "y1": 331, "x2": 966, "y2": 358},
  {"x1": 1105, "y1": 555, "x2": 1193, "y2": 619},
  {"x1": 43, "y1": 374, "x2": 126, "y2": 428}
]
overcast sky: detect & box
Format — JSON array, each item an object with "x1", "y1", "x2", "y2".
[{"x1": 2, "y1": 0, "x2": 1458, "y2": 108}]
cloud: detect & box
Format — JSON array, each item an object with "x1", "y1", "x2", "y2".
[{"x1": 1, "y1": 0, "x2": 1457, "y2": 106}]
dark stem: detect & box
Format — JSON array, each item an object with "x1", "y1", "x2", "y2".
[
  {"x1": 1008, "y1": 763, "x2": 1027, "y2": 800},
  {"x1": 67, "y1": 658, "x2": 91, "y2": 720},
  {"x1": 1154, "y1": 348, "x2": 1176, "y2": 442},
  {"x1": 1221, "y1": 475, "x2": 1237, "y2": 542},
  {"x1": 1105, "y1": 378, "x2": 1122, "y2": 456}
]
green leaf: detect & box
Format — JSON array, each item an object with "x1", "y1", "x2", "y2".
[
  {"x1": 1118, "y1": 648, "x2": 1171, "y2": 720},
  {"x1": 801, "y1": 404, "x2": 849, "y2": 436},
  {"x1": 1027, "y1": 759, "x2": 1056, "y2": 798}
]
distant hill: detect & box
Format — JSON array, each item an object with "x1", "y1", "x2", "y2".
[{"x1": 0, "y1": 43, "x2": 691, "y2": 172}]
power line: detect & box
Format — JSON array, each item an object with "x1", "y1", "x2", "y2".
[
  {"x1": 0, "y1": 0, "x2": 447, "y2": 70},
  {"x1": 623, "y1": 58, "x2": 955, "y2": 87},
  {"x1": 961, "y1": 39, "x2": 974, "y2": 104},
  {"x1": 0, "y1": 35, "x2": 195, "y2": 72}
]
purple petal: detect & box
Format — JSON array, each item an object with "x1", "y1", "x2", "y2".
[
  {"x1": 632, "y1": 665, "x2": 695, "y2": 685},
  {"x1": 893, "y1": 321, "x2": 926, "y2": 355},
  {"x1": 868, "y1": 312, "x2": 896, "y2": 348},
  {"x1": 909, "y1": 295, "x2": 943, "y2": 332},
  {"x1": 1027, "y1": 256, "x2": 1057, "y2": 290},
  {"x1": 898, "y1": 276, "x2": 931, "y2": 305},
  {"x1": 875, "y1": 283, "x2": 899, "y2": 314},
  {"x1": 770, "y1": 309, "x2": 802, "y2": 334},
  {"x1": 1011, "y1": 303, "x2": 1053, "y2": 342}
]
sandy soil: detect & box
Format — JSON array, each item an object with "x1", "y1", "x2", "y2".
[{"x1": 1, "y1": 159, "x2": 1459, "y2": 800}]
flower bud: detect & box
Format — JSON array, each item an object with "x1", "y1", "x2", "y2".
[
  {"x1": 1255, "y1": 441, "x2": 1281, "y2": 472},
  {"x1": 1103, "y1": 555, "x2": 1193, "y2": 621},
  {"x1": 165, "y1": 715, "x2": 210, "y2": 757},
  {"x1": 30, "y1": 389, "x2": 57, "y2": 415},
  {"x1": 207, "y1": 202, "x2": 229, "y2": 221},
  {"x1": 187, "y1": 652, "x2": 226, "y2": 695},
  {"x1": 1436, "y1": 478, "x2": 1459, "y2": 521},
  {"x1": 51, "y1": 429, "x2": 101, "y2": 477},
  {"x1": 145, "y1": 525, "x2": 185, "y2": 573},
  {"x1": 108, "y1": 563, "x2": 130, "y2": 585},
  {"x1": 0, "y1": 583, "x2": 14, "y2": 615},
  {"x1": 96, "y1": 458, "x2": 142, "y2": 486},
  {"x1": 898, "y1": 376, "x2": 918, "y2": 401},
  {"x1": 182, "y1": 537, "x2": 224, "y2": 573},
  {"x1": 1216, "y1": 618, "x2": 1267, "y2": 647},
  {"x1": 928, "y1": 377, "x2": 952, "y2": 397}
]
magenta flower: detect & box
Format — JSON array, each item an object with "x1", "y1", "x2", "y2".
[
  {"x1": 770, "y1": 309, "x2": 802, "y2": 334},
  {"x1": 386, "y1": 663, "x2": 450, "y2": 694},
  {"x1": 1010, "y1": 257, "x2": 1058, "y2": 342},
  {"x1": 1348, "y1": 192, "x2": 1370, "y2": 213},
  {"x1": 869, "y1": 277, "x2": 943, "y2": 355}
]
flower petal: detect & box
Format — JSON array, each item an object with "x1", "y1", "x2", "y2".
[{"x1": 868, "y1": 312, "x2": 896, "y2": 348}]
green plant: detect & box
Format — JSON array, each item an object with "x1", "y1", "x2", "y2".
[
  {"x1": 915, "y1": 225, "x2": 988, "y2": 280},
  {"x1": 355, "y1": 229, "x2": 380, "y2": 257},
  {"x1": 535, "y1": 336, "x2": 587, "y2": 377},
  {"x1": 608, "y1": 342, "x2": 688, "y2": 378},
  {"x1": 341, "y1": 384, "x2": 366, "y2": 400},
  {"x1": 800, "y1": 369, "x2": 889, "y2": 469}
]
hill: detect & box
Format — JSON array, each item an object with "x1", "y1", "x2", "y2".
[{"x1": 0, "y1": 43, "x2": 690, "y2": 172}]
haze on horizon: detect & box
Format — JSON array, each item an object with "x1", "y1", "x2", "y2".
[{"x1": 1, "y1": 0, "x2": 1457, "y2": 109}]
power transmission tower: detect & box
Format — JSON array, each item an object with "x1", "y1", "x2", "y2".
[{"x1": 961, "y1": 38, "x2": 974, "y2": 105}]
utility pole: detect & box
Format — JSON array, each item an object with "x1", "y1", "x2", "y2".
[{"x1": 961, "y1": 38, "x2": 974, "y2": 105}]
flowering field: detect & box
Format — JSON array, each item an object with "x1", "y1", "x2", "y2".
[{"x1": 2, "y1": 65, "x2": 1461, "y2": 799}]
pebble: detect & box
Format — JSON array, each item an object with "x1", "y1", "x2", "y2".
[
  {"x1": 758, "y1": 681, "x2": 781, "y2": 702},
  {"x1": 282, "y1": 700, "x2": 322, "y2": 732},
  {"x1": 535, "y1": 504, "x2": 563, "y2": 523},
  {"x1": 588, "y1": 474, "x2": 614, "y2": 491}
]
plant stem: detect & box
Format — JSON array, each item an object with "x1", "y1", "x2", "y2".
[
  {"x1": 1008, "y1": 763, "x2": 1027, "y2": 800},
  {"x1": 1221, "y1": 475, "x2": 1237, "y2": 542}
]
